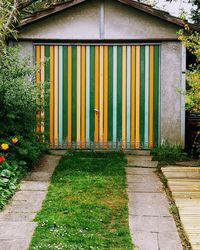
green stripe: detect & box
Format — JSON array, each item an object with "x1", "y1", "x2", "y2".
[
  {"x1": 44, "y1": 46, "x2": 50, "y2": 142},
  {"x1": 153, "y1": 45, "x2": 159, "y2": 147},
  {"x1": 72, "y1": 46, "x2": 77, "y2": 143},
  {"x1": 117, "y1": 46, "x2": 122, "y2": 143},
  {"x1": 90, "y1": 46, "x2": 95, "y2": 142},
  {"x1": 140, "y1": 46, "x2": 145, "y2": 148},
  {"x1": 108, "y1": 46, "x2": 113, "y2": 142},
  {"x1": 63, "y1": 46, "x2": 68, "y2": 143}
]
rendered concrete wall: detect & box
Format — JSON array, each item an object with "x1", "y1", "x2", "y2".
[
  {"x1": 104, "y1": 0, "x2": 178, "y2": 40},
  {"x1": 160, "y1": 42, "x2": 184, "y2": 146},
  {"x1": 19, "y1": 0, "x2": 179, "y2": 40}
]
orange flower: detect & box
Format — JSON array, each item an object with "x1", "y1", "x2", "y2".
[
  {"x1": 1, "y1": 143, "x2": 9, "y2": 151},
  {"x1": 12, "y1": 137, "x2": 18, "y2": 144},
  {"x1": 0, "y1": 156, "x2": 5, "y2": 162}
]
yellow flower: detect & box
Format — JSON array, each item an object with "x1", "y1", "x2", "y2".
[
  {"x1": 1, "y1": 143, "x2": 9, "y2": 151},
  {"x1": 12, "y1": 137, "x2": 18, "y2": 144}
]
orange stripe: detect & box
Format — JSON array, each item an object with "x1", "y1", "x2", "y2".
[
  {"x1": 94, "y1": 46, "x2": 99, "y2": 143},
  {"x1": 103, "y1": 46, "x2": 108, "y2": 146},
  {"x1": 149, "y1": 46, "x2": 154, "y2": 148},
  {"x1": 81, "y1": 46, "x2": 86, "y2": 146},
  {"x1": 49, "y1": 46, "x2": 54, "y2": 146},
  {"x1": 68, "y1": 46, "x2": 72, "y2": 145},
  {"x1": 131, "y1": 46, "x2": 136, "y2": 148}
]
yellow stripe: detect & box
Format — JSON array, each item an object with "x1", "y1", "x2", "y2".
[
  {"x1": 131, "y1": 46, "x2": 136, "y2": 148},
  {"x1": 103, "y1": 46, "x2": 108, "y2": 146},
  {"x1": 77, "y1": 46, "x2": 81, "y2": 146},
  {"x1": 135, "y1": 46, "x2": 140, "y2": 149},
  {"x1": 122, "y1": 46, "x2": 126, "y2": 148},
  {"x1": 68, "y1": 46, "x2": 72, "y2": 145},
  {"x1": 94, "y1": 46, "x2": 99, "y2": 143},
  {"x1": 149, "y1": 46, "x2": 154, "y2": 148},
  {"x1": 40, "y1": 46, "x2": 45, "y2": 134},
  {"x1": 54, "y1": 46, "x2": 58, "y2": 146},
  {"x1": 99, "y1": 46, "x2": 104, "y2": 144},
  {"x1": 36, "y1": 46, "x2": 41, "y2": 134},
  {"x1": 81, "y1": 46, "x2": 86, "y2": 147},
  {"x1": 49, "y1": 46, "x2": 54, "y2": 146}
]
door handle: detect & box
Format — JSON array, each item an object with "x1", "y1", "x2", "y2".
[{"x1": 94, "y1": 109, "x2": 99, "y2": 112}]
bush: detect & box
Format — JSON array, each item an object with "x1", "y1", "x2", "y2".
[
  {"x1": 151, "y1": 142, "x2": 185, "y2": 164},
  {"x1": 0, "y1": 47, "x2": 47, "y2": 209}
]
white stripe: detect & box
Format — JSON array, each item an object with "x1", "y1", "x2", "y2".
[
  {"x1": 86, "y1": 46, "x2": 90, "y2": 145},
  {"x1": 145, "y1": 46, "x2": 149, "y2": 148},
  {"x1": 126, "y1": 46, "x2": 131, "y2": 146},
  {"x1": 113, "y1": 46, "x2": 117, "y2": 144},
  {"x1": 58, "y1": 46, "x2": 63, "y2": 146}
]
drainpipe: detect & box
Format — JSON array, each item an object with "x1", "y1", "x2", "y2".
[{"x1": 181, "y1": 45, "x2": 186, "y2": 148}]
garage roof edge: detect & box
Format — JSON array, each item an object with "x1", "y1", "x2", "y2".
[{"x1": 18, "y1": 0, "x2": 200, "y2": 31}]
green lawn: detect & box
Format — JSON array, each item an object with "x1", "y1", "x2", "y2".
[{"x1": 29, "y1": 151, "x2": 133, "y2": 250}]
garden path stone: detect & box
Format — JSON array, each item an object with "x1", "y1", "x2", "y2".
[
  {"x1": 126, "y1": 154, "x2": 183, "y2": 250},
  {"x1": 0, "y1": 154, "x2": 61, "y2": 250}
]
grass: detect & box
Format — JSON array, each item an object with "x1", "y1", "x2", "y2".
[{"x1": 29, "y1": 151, "x2": 133, "y2": 250}]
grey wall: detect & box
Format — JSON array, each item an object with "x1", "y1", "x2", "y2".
[
  {"x1": 19, "y1": 0, "x2": 179, "y2": 40},
  {"x1": 160, "y1": 42, "x2": 184, "y2": 146}
]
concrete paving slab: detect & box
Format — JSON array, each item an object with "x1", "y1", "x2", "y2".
[
  {"x1": 19, "y1": 181, "x2": 49, "y2": 191},
  {"x1": 0, "y1": 212, "x2": 35, "y2": 222},
  {"x1": 126, "y1": 167, "x2": 156, "y2": 175},
  {"x1": 24, "y1": 171, "x2": 52, "y2": 182},
  {"x1": 127, "y1": 180, "x2": 163, "y2": 193},
  {"x1": 128, "y1": 192, "x2": 170, "y2": 216},
  {"x1": 0, "y1": 222, "x2": 37, "y2": 240},
  {"x1": 132, "y1": 231, "x2": 159, "y2": 250},
  {"x1": 0, "y1": 239, "x2": 30, "y2": 250},
  {"x1": 6, "y1": 200, "x2": 44, "y2": 213},
  {"x1": 158, "y1": 231, "x2": 183, "y2": 250},
  {"x1": 129, "y1": 215, "x2": 177, "y2": 233},
  {"x1": 126, "y1": 174, "x2": 158, "y2": 183}
]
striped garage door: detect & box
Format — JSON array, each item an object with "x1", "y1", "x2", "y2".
[{"x1": 35, "y1": 44, "x2": 159, "y2": 149}]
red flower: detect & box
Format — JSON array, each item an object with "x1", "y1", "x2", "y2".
[{"x1": 0, "y1": 156, "x2": 5, "y2": 163}]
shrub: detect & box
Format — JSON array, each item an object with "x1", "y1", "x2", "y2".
[
  {"x1": 0, "y1": 47, "x2": 48, "y2": 209},
  {"x1": 151, "y1": 142, "x2": 185, "y2": 164}
]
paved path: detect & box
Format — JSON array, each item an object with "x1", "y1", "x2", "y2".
[
  {"x1": 126, "y1": 154, "x2": 183, "y2": 250},
  {"x1": 162, "y1": 165, "x2": 200, "y2": 250},
  {"x1": 0, "y1": 154, "x2": 61, "y2": 250}
]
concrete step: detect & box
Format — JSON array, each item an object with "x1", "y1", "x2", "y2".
[
  {"x1": 126, "y1": 155, "x2": 158, "y2": 168},
  {"x1": 124, "y1": 150, "x2": 150, "y2": 156}
]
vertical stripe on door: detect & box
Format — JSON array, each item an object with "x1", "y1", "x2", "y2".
[
  {"x1": 86, "y1": 46, "x2": 90, "y2": 146},
  {"x1": 126, "y1": 46, "x2": 131, "y2": 148},
  {"x1": 140, "y1": 46, "x2": 145, "y2": 148},
  {"x1": 149, "y1": 46, "x2": 154, "y2": 148},
  {"x1": 99, "y1": 46, "x2": 104, "y2": 145},
  {"x1": 62, "y1": 46, "x2": 68, "y2": 145},
  {"x1": 103, "y1": 46, "x2": 108, "y2": 146},
  {"x1": 81, "y1": 46, "x2": 86, "y2": 147},
  {"x1": 94, "y1": 46, "x2": 99, "y2": 144},
  {"x1": 58, "y1": 46, "x2": 63, "y2": 146},
  {"x1": 113, "y1": 46, "x2": 117, "y2": 146},
  {"x1": 90, "y1": 46, "x2": 95, "y2": 143},
  {"x1": 77, "y1": 46, "x2": 81, "y2": 147},
  {"x1": 67, "y1": 46, "x2": 72, "y2": 145},
  {"x1": 122, "y1": 46, "x2": 127, "y2": 148},
  {"x1": 131, "y1": 46, "x2": 136, "y2": 148},
  {"x1": 49, "y1": 46, "x2": 54, "y2": 147},
  {"x1": 40, "y1": 46, "x2": 45, "y2": 134},
  {"x1": 54, "y1": 46, "x2": 58, "y2": 147},
  {"x1": 108, "y1": 46, "x2": 113, "y2": 145},
  {"x1": 145, "y1": 46, "x2": 149, "y2": 148},
  {"x1": 117, "y1": 46, "x2": 122, "y2": 146},
  {"x1": 135, "y1": 46, "x2": 140, "y2": 148},
  {"x1": 72, "y1": 46, "x2": 77, "y2": 144}
]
